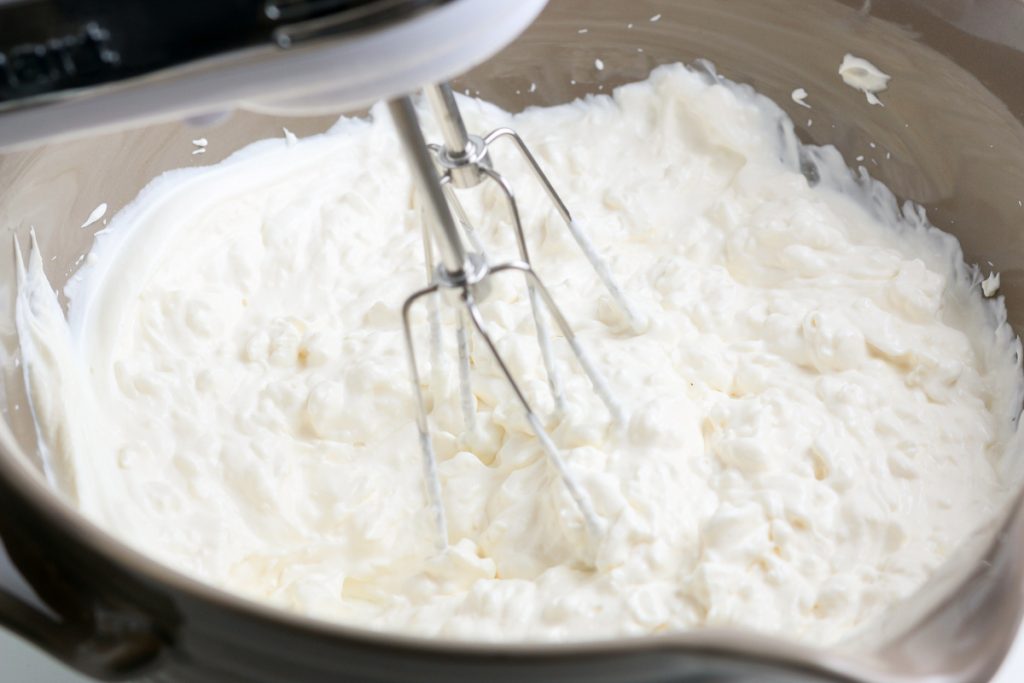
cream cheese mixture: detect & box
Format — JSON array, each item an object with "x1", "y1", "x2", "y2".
[{"x1": 16, "y1": 64, "x2": 1024, "y2": 644}]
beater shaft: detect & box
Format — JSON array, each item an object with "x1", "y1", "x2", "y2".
[
  {"x1": 424, "y1": 84, "x2": 472, "y2": 157},
  {"x1": 389, "y1": 97, "x2": 467, "y2": 275},
  {"x1": 389, "y1": 96, "x2": 459, "y2": 550}
]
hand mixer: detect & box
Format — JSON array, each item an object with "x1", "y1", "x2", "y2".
[{"x1": 0, "y1": 0, "x2": 638, "y2": 548}]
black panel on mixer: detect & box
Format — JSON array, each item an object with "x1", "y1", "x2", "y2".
[{"x1": 0, "y1": 0, "x2": 448, "y2": 106}]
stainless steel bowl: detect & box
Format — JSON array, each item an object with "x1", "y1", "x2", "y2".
[{"x1": 2, "y1": 1, "x2": 1024, "y2": 681}]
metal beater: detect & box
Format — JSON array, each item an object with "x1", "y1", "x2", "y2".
[{"x1": 388, "y1": 84, "x2": 643, "y2": 549}]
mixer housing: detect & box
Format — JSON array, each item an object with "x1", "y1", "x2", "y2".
[{"x1": 0, "y1": 0, "x2": 547, "y2": 150}]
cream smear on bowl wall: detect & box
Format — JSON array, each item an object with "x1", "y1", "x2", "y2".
[{"x1": 15, "y1": 63, "x2": 1024, "y2": 644}]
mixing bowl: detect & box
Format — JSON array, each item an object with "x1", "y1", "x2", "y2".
[{"x1": 2, "y1": 1, "x2": 1024, "y2": 681}]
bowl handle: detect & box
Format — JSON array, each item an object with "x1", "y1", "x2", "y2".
[{"x1": 0, "y1": 516, "x2": 164, "y2": 680}]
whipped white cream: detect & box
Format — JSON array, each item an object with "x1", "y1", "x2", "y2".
[
  {"x1": 80, "y1": 202, "x2": 107, "y2": 229},
  {"x1": 791, "y1": 87, "x2": 811, "y2": 109},
  {"x1": 17, "y1": 63, "x2": 1023, "y2": 644},
  {"x1": 983, "y1": 272, "x2": 1002, "y2": 298},
  {"x1": 839, "y1": 54, "x2": 891, "y2": 106}
]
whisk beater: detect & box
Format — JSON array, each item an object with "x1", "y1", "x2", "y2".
[{"x1": 388, "y1": 84, "x2": 639, "y2": 550}]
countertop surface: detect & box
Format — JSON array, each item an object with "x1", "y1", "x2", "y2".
[{"x1": 1, "y1": 620, "x2": 1023, "y2": 682}]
